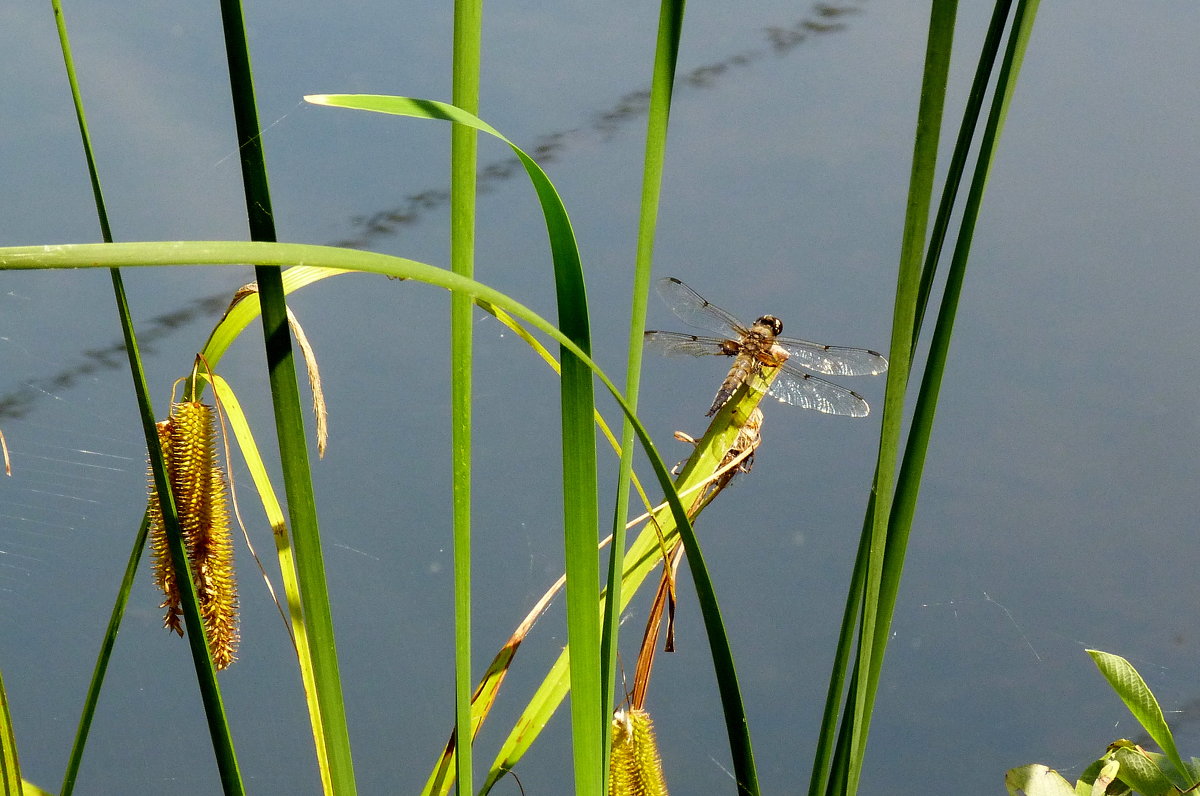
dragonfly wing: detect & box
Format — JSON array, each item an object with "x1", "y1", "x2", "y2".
[
  {"x1": 766, "y1": 364, "x2": 871, "y2": 417},
  {"x1": 774, "y1": 337, "x2": 889, "y2": 377},
  {"x1": 655, "y1": 277, "x2": 747, "y2": 337},
  {"x1": 643, "y1": 330, "x2": 729, "y2": 357}
]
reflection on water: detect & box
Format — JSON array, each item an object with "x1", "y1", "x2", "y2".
[
  {"x1": 334, "y1": 2, "x2": 864, "y2": 250},
  {"x1": 0, "y1": 294, "x2": 229, "y2": 421},
  {"x1": 0, "y1": 2, "x2": 865, "y2": 421}
]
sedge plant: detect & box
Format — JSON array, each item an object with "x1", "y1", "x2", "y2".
[{"x1": 0, "y1": 0, "x2": 1055, "y2": 794}]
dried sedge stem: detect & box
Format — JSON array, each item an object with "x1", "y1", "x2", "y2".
[
  {"x1": 286, "y1": 306, "x2": 328, "y2": 459},
  {"x1": 147, "y1": 401, "x2": 239, "y2": 670},
  {"x1": 610, "y1": 708, "x2": 669, "y2": 796},
  {"x1": 225, "y1": 282, "x2": 328, "y2": 457},
  {"x1": 631, "y1": 409, "x2": 764, "y2": 704}
]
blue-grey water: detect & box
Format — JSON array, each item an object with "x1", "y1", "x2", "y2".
[{"x1": 3, "y1": 1, "x2": 1200, "y2": 793}]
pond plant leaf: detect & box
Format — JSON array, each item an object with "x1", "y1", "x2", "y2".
[{"x1": 1088, "y1": 650, "x2": 1192, "y2": 789}]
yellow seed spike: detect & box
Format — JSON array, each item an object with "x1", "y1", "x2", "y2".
[
  {"x1": 198, "y1": 459, "x2": 239, "y2": 669},
  {"x1": 147, "y1": 401, "x2": 240, "y2": 669},
  {"x1": 147, "y1": 420, "x2": 184, "y2": 636},
  {"x1": 609, "y1": 708, "x2": 669, "y2": 796}
]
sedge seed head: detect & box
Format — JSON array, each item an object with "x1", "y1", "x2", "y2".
[
  {"x1": 146, "y1": 402, "x2": 239, "y2": 669},
  {"x1": 609, "y1": 708, "x2": 669, "y2": 796}
]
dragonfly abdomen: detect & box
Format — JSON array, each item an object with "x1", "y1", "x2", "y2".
[{"x1": 708, "y1": 354, "x2": 759, "y2": 416}]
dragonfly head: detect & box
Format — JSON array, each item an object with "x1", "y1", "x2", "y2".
[{"x1": 755, "y1": 315, "x2": 784, "y2": 336}]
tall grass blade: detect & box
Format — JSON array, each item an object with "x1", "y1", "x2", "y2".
[
  {"x1": 217, "y1": 0, "x2": 355, "y2": 790},
  {"x1": 836, "y1": 4, "x2": 958, "y2": 794},
  {"x1": 604, "y1": 2, "x2": 688, "y2": 789},
  {"x1": 815, "y1": 1, "x2": 1042, "y2": 792},
  {"x1": 813, "y1": 3, "x2": 1019, "y2": 791},
  {"x1": 807, "y1": 496, "x2": 870, "y2": 796},
  {"x1": 60, "y1": 513, "x2": 155, "y2": 795},
  {"x1": 861, "y1": 0, "x2": 1040, "y2": 777},
  {"x1": 451, "y1": 2, "x2": 483, "y2": 791},
  {"x1": 872, "y1": 0, "x2": 1043, "y2": 711},
  {"x1": 202, "y1": 370, "x2": 331, "y2": 791},
  {"x1": 913, "y1": 0, "x2": 1015, "y2": 346},
  {"x1": 420, "y1": 302, "x2": 663, "y2": 795},
  {"x1": 49, "y1": 1, "x2": 244, "y2": 790}
]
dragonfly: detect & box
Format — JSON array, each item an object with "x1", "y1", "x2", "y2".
[{"x1": 644, "y1": 277, "x2": 888, "y2": 417}]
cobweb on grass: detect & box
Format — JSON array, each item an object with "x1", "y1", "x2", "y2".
[{"x1": 0, "y1": 379, "x2": 145, "y2": 617}]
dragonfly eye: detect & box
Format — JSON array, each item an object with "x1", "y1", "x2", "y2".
[{"x1": 758, "y1": 315, "x2": 783, "y2": 336}]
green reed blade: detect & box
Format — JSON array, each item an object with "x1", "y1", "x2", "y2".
[
  {"x1": 216, "y1": 0, "x2": 356, "y2": 790},
  {"x1": 843, "y1": 3, "x2": 957, "y2": 793},
  {"x1": 48, "y1": 0, "x2": 245, "y2": 790},
  {"x1": 451, "y1": 1, "x2": 484, "y2": 792},
  {"x1": 605, "y1": 1, "x2": 693, "y2": 791}
]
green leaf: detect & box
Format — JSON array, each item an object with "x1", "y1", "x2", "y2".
[
  {"x1": 1088, "y1": 650, "x2": 1190, "y2": 786},
  {"x1": 1109, "y1": 744, "x2": 1174, "y2": 795},
  {"x1": 1004, "y1": 764, "x2": 1080, "y2": 796},
  {"x1": 1087, "y1": 759, "x2": 1120, "y2": 796}
]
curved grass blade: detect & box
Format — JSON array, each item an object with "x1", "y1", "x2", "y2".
[
  {"x1": 306, "y1": 94, "x2": 605, "y2": 792},
  {"x1": 200, "y1": 268, "x2": 342, "y2": 367}
]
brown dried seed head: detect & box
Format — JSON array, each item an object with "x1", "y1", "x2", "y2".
[
  {"x1": 198, "y1": 458, "x2": 239, "y2": 669},
  {"x1": 147, "y1": 402, "x2": 239, "y2": 669},
  {"x1": 147, "y1": 420, "x2": 184, "y2": 636}
]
